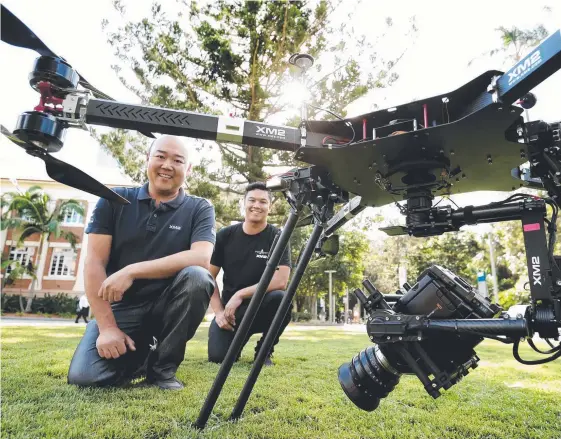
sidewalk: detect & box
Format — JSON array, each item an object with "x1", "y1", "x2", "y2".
[{"x1": 0, "y1": 316, "x2": 367, "y2": 332}]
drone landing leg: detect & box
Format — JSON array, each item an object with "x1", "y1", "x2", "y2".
[
  {"x1": 194, "y1": 207, "x2": 302, "y2": 429},
  {"x1": 230, "y1": 222, "x2": 325, "y2": 420}
]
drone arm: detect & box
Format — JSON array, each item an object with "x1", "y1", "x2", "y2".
[
  {"x1": 497, "y1": 30, "x2": 561, "y2": 106},
  {"x1": 85, "y1": 98, "x2": 304, "y2": 152}
]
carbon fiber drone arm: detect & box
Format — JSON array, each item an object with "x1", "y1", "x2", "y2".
[{"x1": 85, "y1": 99, "x2": 304, "y2": 152}]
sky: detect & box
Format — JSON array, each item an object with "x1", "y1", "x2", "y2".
[{"x1": 1, "y1": 0, "x2": 560, "y2": 233}]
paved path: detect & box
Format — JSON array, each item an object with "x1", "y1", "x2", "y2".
[{"x1": 1, "y1": 316, "x2": 367, "y2": 333}]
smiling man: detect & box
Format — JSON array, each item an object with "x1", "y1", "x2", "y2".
[
  {"x1": 67, "y1": 135, "x2": 216, "y2": 390},
  {"x1": 207, "y1": 182, "x2": 291, "y2": 365}
]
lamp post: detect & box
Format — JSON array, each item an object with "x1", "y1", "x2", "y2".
[{"x1": 325, "y1": 270, "x2": 336, "y2": 323}]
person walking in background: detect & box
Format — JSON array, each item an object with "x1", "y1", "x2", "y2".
[{"x1": 75, "y1": 294, "x2": 90, "y2": 323}]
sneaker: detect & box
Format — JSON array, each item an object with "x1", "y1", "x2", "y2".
[
  {"x1": 147, "y1": 376, "x2": 184, "y2": 390},
  {"x1": 263, "y1": 355, "x2": 274, "y2": 367}
]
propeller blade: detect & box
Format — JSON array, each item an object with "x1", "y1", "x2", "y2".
[
  {"x1": 1, "y1": 5, "x2": 58, "y2": 57},
  {"x1": 1, "y1": 125, "x2": 130, "y2": 205},
  {"x1": 0, "y1": 6, "x2": 154, "y2": 138},
  {"x1": 42, "y1": 154, "x2": 130, "y2": 205}
]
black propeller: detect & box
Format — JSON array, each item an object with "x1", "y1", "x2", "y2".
[
  {"x1": 1, "y1": 125, "x2": 130, "y2": 205},
  {"x1": 0, "y1": 4, "x2": 154, "y2": 137}
]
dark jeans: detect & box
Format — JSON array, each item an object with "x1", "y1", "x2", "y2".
[
  {"x1": 75, "y1": 307, "x2": 89, "y2": 323},
  {"x1": 208, "y1": 290, "x2": 290, "y2": 363},
  {"x1": 67, "y1": 266, "x2": 214, "y2": 387}
]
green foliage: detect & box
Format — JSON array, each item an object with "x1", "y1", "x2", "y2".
[
  {"x1": 1, "y1": 293, "x2": 78, "y2": 315},
  {"x1": 291, "y1": 311, "x2": 312, "y2": 322},
  {"x1": 406, "y1": 232, "x2": 485, "y2": 283},
  {"x1": 0, "y1": 186, "x2": 84, "y2": 248},
  {"x1": 291, "y1": 227, "x2": 370, "y2": 311},
  {"x1": 1, "y1": 186, "x2": 84, "y2": 312},
  {"x1": 99, "y1": 0, "x2": 414, "y2": 224},
  {"x1": 498, "y1": 288, "x2": 531, "y2": 310},
  {"x1": 366, "y1": 230, "x2": 488, "y2": 294},
  {"x1": 1, "y1": 294, "x2": 21, "y2": 313},
  {"x1": 470, "y1": 23, "x2": 550, "y2": 65}
]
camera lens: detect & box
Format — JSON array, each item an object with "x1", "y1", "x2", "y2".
[{"x1": 338, "y1": 345, "x2": 400, "y2": 411}]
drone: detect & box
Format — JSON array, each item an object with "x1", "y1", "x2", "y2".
[{"x1": 2, "y1": 4, "x2": 560, "y2": 429}]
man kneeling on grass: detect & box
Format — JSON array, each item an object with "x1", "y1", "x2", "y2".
[
  {"x1": 67, "y1": 136, "x2": 216, "y2": 390},
  {"x1": 207, "y1": 182, "x2": 291, "y2": 365}
]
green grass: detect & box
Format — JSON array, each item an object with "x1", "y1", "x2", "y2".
[{"x1": 2, "y1": 324, "x2": 560, "y2": 439}]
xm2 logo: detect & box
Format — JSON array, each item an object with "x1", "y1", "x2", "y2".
[
  {"x1": 508, "y1": 50, "x2": 542, "y2": 86},
  {"x1": 255, "y1": 125, "x2": 286, "y2": 139},
  {"x1": 531, "y1": 256, "x2": 542, "y2": 285}
]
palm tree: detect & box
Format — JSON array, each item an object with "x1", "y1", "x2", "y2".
[
  {"x1": 1, "y1": 186, "x2": 85, "y2": 312},
  {"x1": 1, "y1": 259, "x2": 36, "y2": 312},
  {"x1": 469, "y1": 25, "x2": 549, "y2": 66}
]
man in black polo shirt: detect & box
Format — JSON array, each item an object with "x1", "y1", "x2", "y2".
[
  {"x1": 67, "y1": 135, "x2": 215, "y2": 390},
  {"x1": 208, "y1": 182, "x2": 291, "y2": 365}
]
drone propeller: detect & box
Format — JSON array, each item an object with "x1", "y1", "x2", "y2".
[
  {"x1": 1, "y1": 125, "x2": 129, "y2": 205},
  {"x1": 0, "y1": 5, "x2": 154, "y2": 137}
]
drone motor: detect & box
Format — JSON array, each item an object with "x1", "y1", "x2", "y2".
[
  {"x1": 29, "y1": 56, "x2": 79, "y2": 96},
  {"x1": 14, "y1": 111, "x2": 66, "y2": 153}
]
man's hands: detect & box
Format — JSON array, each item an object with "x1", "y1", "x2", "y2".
[
  {"x1": 222, "y1": 293, "x2": 244, "y2": 329},
  {"x1": 98, "y1": 267, "x2": 134, "y2": 302},
  {"x1": 215, "y1": 310, "x2": 234, "y2": 331},
  {"x1": 96, "y1": 327, "x2": 136, "y2": 359}
]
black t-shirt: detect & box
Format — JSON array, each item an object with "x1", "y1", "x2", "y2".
[
  {"x1": 85, "y1": 183, "x2": 216, "y2": 302},
  {"x1": 211, "y1": 223, "x2": 291, "y2": 304}
]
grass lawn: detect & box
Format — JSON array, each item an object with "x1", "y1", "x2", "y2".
[{"x1": 1, "y1": 323, "x2": 560, "y2": 439}]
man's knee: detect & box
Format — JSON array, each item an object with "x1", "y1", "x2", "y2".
[
  {"x1": 172, "y1": 266, "x2": 214, "y2": 298},
  {"x1": 267, "y1": 290, "x2": 286, "y2": 305},
  {"x1": 208, "y1": 349, "x2": 226, "y2": 364},
  {"x1": 67, "y1": 361, "x2": 108, "y2": 387}
]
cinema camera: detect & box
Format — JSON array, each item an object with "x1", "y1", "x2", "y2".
[{"x1": 1, "y1": 5, "x2": 559, "y2": 427}]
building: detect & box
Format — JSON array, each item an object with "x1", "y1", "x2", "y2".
[{"x1": 1, "y1": 129, "x2": 134, "y2": 299}]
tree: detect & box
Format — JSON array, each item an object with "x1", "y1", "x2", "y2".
[
  {"x1": 1, "y1": 186, "x2": 85, "y2": 312},
  {"x1": 97, "y1": 0, "x2": 415, "y2": 225},
  {"x1": 291, "y1": 228, "x2": 370, "y2": 317},
  {"x1": 365, "y1": 234, "x2": 421, "y2": 293},
  {"x1": 0, "y1": 260, "x2": 36, "y2": 313},
  {"x1": 470, "y1": 24, "x2": 549, "y2": 67}
]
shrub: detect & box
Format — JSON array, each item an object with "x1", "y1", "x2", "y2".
[
  {"x1": 1, "y1": 294, "x2": 22, "y2": 313},
  {"x1": 1, "y1": 293, "x2": 78, "y2": 314},
  {"x1": 498, "y1": 288, "x2": 530, "y2": 310},
  {"x1": 291, "y1": 311, "x2": 312, "y2": 322},
  {"x1": 32, "y1": 293, "x2": 78, "y2": 314}
]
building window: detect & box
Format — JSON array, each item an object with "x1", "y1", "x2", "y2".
[
  {"x1": 48, "y1": 248, "x2": 76, "y2": 277},
  {"x1": 6, "y1": 246, "x2": 32, "y2": 274},
  {"x1": 62, "y1": 208, "x2": 83, "y2": 225}
]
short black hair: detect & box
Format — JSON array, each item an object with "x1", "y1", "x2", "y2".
[{"x1": 245, "y1": 182, "x2": 272, "y2": 201}]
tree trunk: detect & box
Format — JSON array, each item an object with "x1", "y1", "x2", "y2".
[
  {"x1": 25, "y1": 278, "x2": 35, "y2": 313},
  {"x1": 311, "y1": 293, "x2": 317, "y2": 320},
  {"x1": 19, "y1": 294, "x2": 25, "y2": 313},
  {"x1": 25, "y1": 234, "x2": 46, "y2": 313}
]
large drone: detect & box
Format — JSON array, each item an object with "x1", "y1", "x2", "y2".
[{"x1": 2, "y1": 4, "x2": 560, "y2": 429}]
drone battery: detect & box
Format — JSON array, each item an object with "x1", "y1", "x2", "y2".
[{"x1": 394, "y1": 265, "x2": 498, "y2": 319}]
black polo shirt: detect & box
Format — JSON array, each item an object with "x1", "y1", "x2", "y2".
[{"x1": 85, "y1": 183, "x2": 216, "y2": 302}]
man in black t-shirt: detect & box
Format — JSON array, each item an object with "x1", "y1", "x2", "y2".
[{"x1": 208, "y1": 182, "x2": 291, "y2": 365}]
